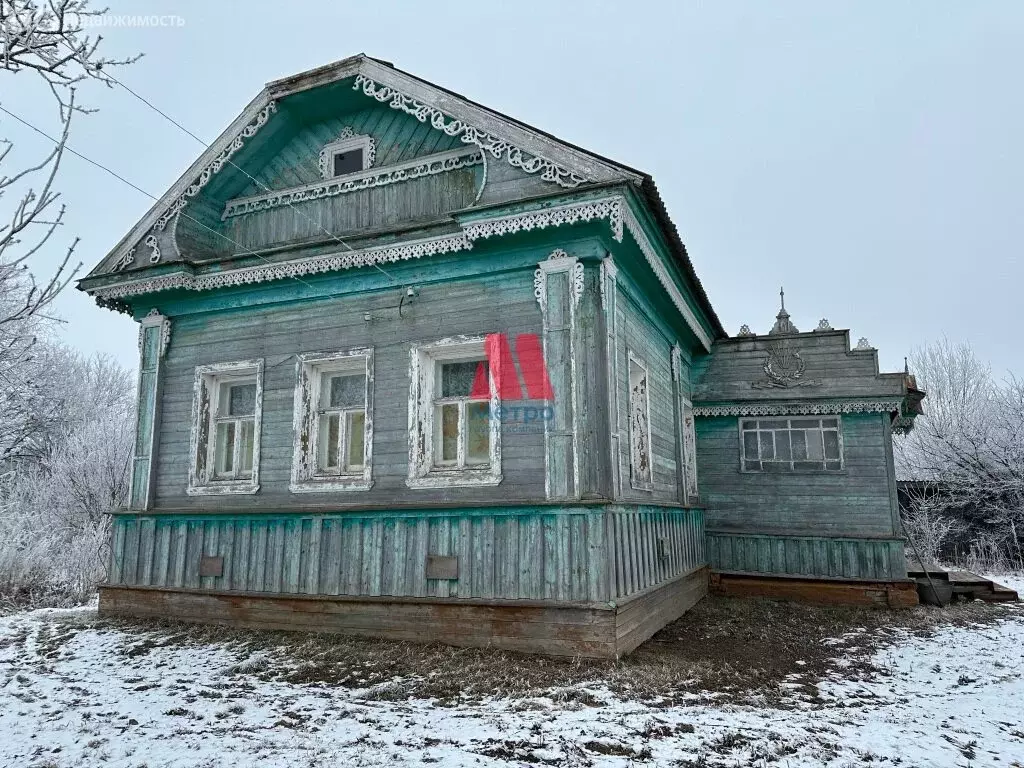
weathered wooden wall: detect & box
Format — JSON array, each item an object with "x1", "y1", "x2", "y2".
[
  {"x1": 610, "y1": 277, "x2": 685, "y2": 504},
  {"x1": 707, "y1": 531, "x2": 906, "y2": 581},
  {"x1": 106, "y1": 505, "x2": 706, "y2": 604},
  {"x1": 154, "y1": 264, "x2": 547, "y2": 510},
  {"x1": 695, "y1": 412, "x2": 898, "y2": 537},
  {"x1": 690, "y1": 331, "x2": 906, "y2": 404}
]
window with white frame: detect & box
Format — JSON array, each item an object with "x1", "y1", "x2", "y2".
[
  {"x1": 408, "y1": 337, "x2": 501, "y2": 488},
  {"x1": 628, "y1": 353, "x2": 653, "y2": 490},
  {"x1": 319, "y1": 133, "x2": 374, "y2": 179},
  {"x1": 188, "y1": 360, "x2": 264, "y2": 495},
  {"x1": 740, "y1": 416, "x2": 844, "y2": 472},
  {"x1": 291, "y1": 349, "x2": 373, "y2": 493}
]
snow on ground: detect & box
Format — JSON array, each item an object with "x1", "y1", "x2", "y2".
[{"x1": 1, "y1": 601, "x2": 1022, "y2": 767}]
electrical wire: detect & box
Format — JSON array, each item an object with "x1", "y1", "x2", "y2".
[{"x1": 0, "y1": 102, "x2": 319, "y2": 291}]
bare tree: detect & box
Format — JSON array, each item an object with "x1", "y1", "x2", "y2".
[
  {"x1": 0, "y1": 0, "x2": 138, "y2": 460},
  {"x1": 896, "y1": 338, "x2": 1024, "y2": 570}
]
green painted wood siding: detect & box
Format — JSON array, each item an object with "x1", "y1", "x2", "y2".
[
  {"x1": 696, "y1": 413, "x2": 899, "y2": 538},
  {"x1": 707, "y1": 531, "x2": 907, "y2": 581},
  {"x1": 225, "y1": 170, "x2": 478, "y2": 254},
  {"x1": 106, "y1": 505, "x2": 705, "y2": 604},
  {"x1": 153, "y1": 267, "x2": 548, "y2": 511},
  {"x1": 612, "y1": 280, "x2": 684, "y2": 503}
]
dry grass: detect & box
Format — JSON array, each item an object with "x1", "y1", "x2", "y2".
[{"x1": 90, "y1": 594, "x2": 1021, "y2": 707}]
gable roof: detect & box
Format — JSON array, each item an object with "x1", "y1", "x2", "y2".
[{"x1": 79, "y1": 54, "x2": 725, "y2": 339}]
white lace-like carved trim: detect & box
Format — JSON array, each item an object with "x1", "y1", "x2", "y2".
[
  {"x1": 224, "y1": 148, "x2": 482, "y2": 219},
  {"x1": 93, "y1": 194, "x2": 712, "y2": 351},
  {"x1": 109, "y1": 101, "x2": 277, "y2": 270},
  {"x1": 353, "y1": 74, "x2": 587, "y2": 189},
  {"x1": 94, "y1": 233, "x2": 472, "y2": 299},
  {"x1": 692, "y1": 400, "x2": 905, "y2": 417},
  {"x1": 463, "y1": 197, "x2": 623, "y2": 242}
]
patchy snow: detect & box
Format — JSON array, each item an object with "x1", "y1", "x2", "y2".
[{"x1": 1, "y1": 602, "x2": 1022, "y2": 767}]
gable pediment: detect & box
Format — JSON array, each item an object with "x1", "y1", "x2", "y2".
[{"x1": 85, "y1": 56, "x2": 639, "y2": 280}]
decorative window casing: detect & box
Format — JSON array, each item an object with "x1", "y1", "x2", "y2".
[
  {"x1": 628, "y1": 352, "x2": 653, "y2": 491},
  {"x1": 291, "y1": 349, "x2": 374, "y2": 493},
  {"x1": 188, "y1": 360, "x2": 264, "y2": 495},
  {"x1": 408, "y1": 336, "x2": 502, "y2": 488},
  {"x1": 319, "y1": 129, "x2": 375, "y2": 179},
  {"x1": 740, "y1": 416, "x2": 844, "y2": 472}
]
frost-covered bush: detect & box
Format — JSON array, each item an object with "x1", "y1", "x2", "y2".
[{"x1": 0, "y1": 350, "x2": 134, "y2": 605}]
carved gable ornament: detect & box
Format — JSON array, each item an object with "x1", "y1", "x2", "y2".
[{"x1": 753, "y1": 340, "x2": 819, "y2": 389}]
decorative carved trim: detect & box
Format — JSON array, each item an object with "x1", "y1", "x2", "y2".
[
  {"x1": 317, "y1": 128, "x2": 375, "y2": 180},
  {"x1": 693, "y1": 400, "x2": 904, "y2": 418},
  {"x1": 108, "y1": 101, "x2": 277, "y2": 271},
  {"x1": 144, "y1": 234, "x2": 161, "y2": 265},
  {"x1": 112, "y1": 246, "x2": 136, "y2": 273},
  {"x1": 752, "y1": 340, "x2": 819, "y2": 389},
  {"x1": 671, "y1": 343, "x2": 683, "y2": 383},
  {"x1": 815, "y1": 318, "x2": 833, "y2": 332},
  {"x1": 737, "y1": 324, "x2": 754, "y2": 337},
  {"x1": 534, "y1": 249, "x2": 580, "y2": 310},
  {"x1": 464, "y1": 197, "x2": 623, "y2": 242},
  {"x1": 533, "y1": 268, "x2": 546, "y2": 310},
  {"x1": 90, "y1": 233, "x2": 473, "y2": 299},
  {"x1": 353, "y1": 74, "x2": 587, "y2": 189},
  {"x1": 138, "y1": 309, "x2": 171, "y2": 358},
  {"x1": 856, "y1": 337, "x2": 874, "y2": 350},
  {"x1": 92, "y1": 194, "x2": 713, "y2": 351},
  {"x1": 599, "y1": 257, "x2": 618, "y2": 311},
  {"x1": 224, "y1": 147, "x2": 483, "y2": 219},
  {"x1": 155, "y1": 102, "x2": 277, "y2": 233},
  {"x1": 571, "y1": 262, "x2": 585, "y2": 307}
]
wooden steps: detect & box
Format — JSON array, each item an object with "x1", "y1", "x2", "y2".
[{"x1": 906, "y1": 558, "x2": 1019, "y2": 603}]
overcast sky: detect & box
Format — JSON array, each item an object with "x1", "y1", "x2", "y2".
[{"x1": 4, "y1": 1, "x2": 1020, "y2": 376}]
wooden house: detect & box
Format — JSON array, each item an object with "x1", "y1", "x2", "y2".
[{"x1": 78, "y1": 55, "x2": 923, "y2": 658}]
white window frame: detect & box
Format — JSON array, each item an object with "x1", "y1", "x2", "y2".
[
  {"x1": 319, "y1": 134, "x2": 375, "y2": 179},
  {"x1": 187, "y1": 359, "x2": 264, "y2": 496},
  {"x1": 290, "y1": 349, "x2": 374, "y2": 493},
  {"x1": 407, "y1": 336, "x2": 502, "y2": 489},
  {"x1": 627, "y1": 350, "x2": 654, "y2": 491},
  {"x1": 738, "y1": 416, "x2": 845, "y2": 473}
]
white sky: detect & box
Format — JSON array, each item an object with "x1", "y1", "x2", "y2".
[{"x1": 4, "y1": 1, "x2": 1021, "y2": 376}]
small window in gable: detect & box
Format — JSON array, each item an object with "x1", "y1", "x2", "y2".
[
  {"x1": 291, "y1": 349, "x2": 374, "y2": 493},
  {"x1": 318, "y1": 129, "x2": 375, "y2": 179}
]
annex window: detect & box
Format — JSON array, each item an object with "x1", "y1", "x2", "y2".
[
  {"x1": 291, "y1": 349, "x2": 373, "y2": 493},
  {"x1": 188, "y1": 360, "x2": 264, "y2": 495},
  {"x1": 408, "y1": 337, "x2": 502, "y2": 488},
  {"x1": 628, "y1": 352, "x2": 653, "y2": 490},
  {"x1": 318, "y1": 132, "x2": 375, "y2": 179},
  {"x1": 740, "y1": 417, "x2": 843, "y2": 472}
]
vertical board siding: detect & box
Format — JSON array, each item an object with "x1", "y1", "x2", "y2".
[
  {"x1": 707, "y1": 531, "x2": 907, "y2": 580},
  {"x1": 108, "y1": 506, "x2": 707, "y2": 604},
  {"x1": 608, "y1": 506, "x2": 706, "y2": 599}
]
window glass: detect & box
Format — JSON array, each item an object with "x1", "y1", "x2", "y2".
[
  {"x1": 220, "y1": 382, "x2": 256, "y2": 416},
  {"x1": 740, "y1": 417, "x2": 842, "y2": 471},
  {"x1": 439, "y1": 403, "x2": 459, "y2": 463},
  {"x1": 440, "y1": 361, "x2": 486, "y2": 399},
  {"x1": 466, "y1": 402, "x2": 490, "y2": 463},
  {"x1": 325, "y1": 374, "x2": 364, "y2": 409},
  {"x1": 333, "y1": 148, "x2": 363, "y2": 176},
  {"x1": 346, "y1": 411, "x2": 366, "y2": 470}
]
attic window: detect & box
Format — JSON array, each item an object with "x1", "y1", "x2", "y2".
[
  {"x1": 333, "y1": 148, "x2": 363, "y2": 176},
  {"x1": 319, "y1": 130, "x2": 375, "y2": 179}
]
